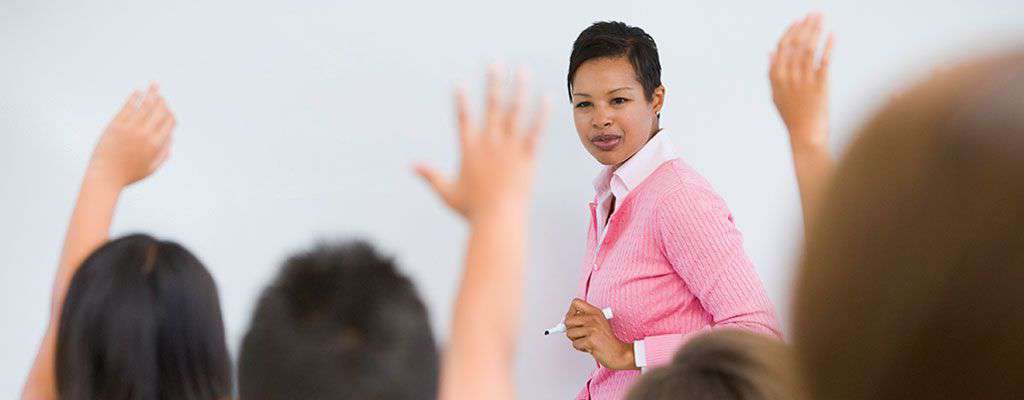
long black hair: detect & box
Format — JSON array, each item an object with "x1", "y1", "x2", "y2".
[{"x1": 55, "y1": 233, "x2": 231, "y2": 400}]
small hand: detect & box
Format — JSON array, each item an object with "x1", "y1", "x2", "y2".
[
  {"x1": 769, "y1": 12, "x2": 834, "y2": 151},
  {"x1": 87, "y1": 83, "x2": 176, "y2": 187}
]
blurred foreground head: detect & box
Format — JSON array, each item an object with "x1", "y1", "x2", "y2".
[
  {"x1": 795, "y1": 49, "x2": 1024, "y2": 399},
  {"x1": 625, "y1": 330, "x2": 806, "y2": 400},
  {"x1": 239, "y1": 240, "x2": 439, "y2": 400},
  {"x1": 57, "y1": 233, "x2": 231, "y2": 400}
]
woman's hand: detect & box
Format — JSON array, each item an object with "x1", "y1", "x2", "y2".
[
  {"x1": 564, "y1": 298, "x2": 637, "y2": 371},
  {"x1": 87, "y1": 83, "x2": 176, "y2": 188},
  {"x1": 769, "y1": 12, "x2": 834, "y2": 152}
]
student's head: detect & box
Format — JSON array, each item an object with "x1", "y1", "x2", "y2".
[
  {"x1": 625, "y1": 330, "x2": 806, "y2": 400},
  {"x1": 568, "y1": 21, "x2": 666, "y2": 166},
  {"x1": 238, "y1": 240, "x2": 438, "y2": 400},
  {"x1": 794, "y1": 50, "x2": 1024, "y2": 399},
  {"x1": 55, "y1": 233, "x2": 231, "y2": 400}
]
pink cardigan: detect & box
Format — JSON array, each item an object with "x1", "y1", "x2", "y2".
[{"x1": 575, "y1": 158, "x2": 781, "y2": 400}]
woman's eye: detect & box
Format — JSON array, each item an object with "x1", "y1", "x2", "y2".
[
  {"x1": 575, "y1": 101, "x2": 592, "y2": 108},
  {"x1": 611, "y1": 97, "x2": 629, "y2": 105}
]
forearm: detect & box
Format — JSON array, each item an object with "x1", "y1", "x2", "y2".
[
  {"x1": 441, "y1": 203, "x2": 527, "y2": 400},
  {"x1": 789, "y1": 136, "x2": 834, "y2": 234}
]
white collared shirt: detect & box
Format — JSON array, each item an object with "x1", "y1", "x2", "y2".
[
  {"x1": 593, "y1": 129, "x2": 680, "y2": 244},
  {"x1": 591, "y1": 129, "x2": 679, "y2": 371}
]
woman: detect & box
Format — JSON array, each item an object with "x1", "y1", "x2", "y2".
[
  {"x1": 21, "y1": 85, "x2": 232, "y2": 400},
  {"x1": 559, "y1": 21, "x2": 783, "y2": 399}
]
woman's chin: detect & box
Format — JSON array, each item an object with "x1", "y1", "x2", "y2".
[{"x1": 590, "y1": 151, "x2": 627, "y2": 166}]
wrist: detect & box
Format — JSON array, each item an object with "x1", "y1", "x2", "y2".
[
  {"x1": 83, "y1": 165, "x2": 128, "y2": 192},
  {"x1": 467, "y1": 197, "x2": 529, "y2": 226},
  {"x1": 788, "y1": 130, "x2": 829, "y2": 155},
  {"x1": 614, "y1": 340, "x2": 639, "y2": 371}
]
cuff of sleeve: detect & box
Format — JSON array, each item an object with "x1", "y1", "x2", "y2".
[
  {"x1": 644, "y1": 330, "x2": 703, "y2": 368},
  {"x1": 633, "y1": 339, "x2": 647, "y2": 369}
]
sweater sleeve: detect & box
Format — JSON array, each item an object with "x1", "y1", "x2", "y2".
[{"x1": 643, "y1": 183, "x2": 782, "y2": 368}]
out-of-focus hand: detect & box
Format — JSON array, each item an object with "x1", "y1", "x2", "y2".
[{"x1": 87, "y1": 83, "x2": 176, "y2": 187}]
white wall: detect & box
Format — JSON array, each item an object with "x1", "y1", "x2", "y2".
[{"x1": 1, "y1": 0, "x2": 1021, "y2": 398}]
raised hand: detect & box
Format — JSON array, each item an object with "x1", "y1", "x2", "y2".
[
  {"x1": 770, "y1": 12, "x2": 834, "y2": 151},
  {"x1": 88, "y1": 83, "x2": 176, "y2": 187},
  {"x1": 22, "y1": 83, "x2": 178, "y2": 400},
  {"x1": 769, "y1": 13, "x2": 837, "y2": 234},
  {"x1": 415, "y1": 66, "x2": 550, "y2": 222}
]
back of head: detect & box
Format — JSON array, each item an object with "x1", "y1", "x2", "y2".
[
  {"x1": 238, "y1": 240, "x2": 439, "y2": 400},
  {"x1": 795, "y1": 49, "x2": 1024, "y2": 399},
  {"x1": 568, "y1": 21, "x2": 662, "y2": 101},
  {"x1": 56, "y1": 233, "x2": 231, "y2": 400},
  {"x1": 626, "y1": 330, "x2": 805, "y2": 400}
]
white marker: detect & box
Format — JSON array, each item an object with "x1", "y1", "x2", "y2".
[{"x1": 544, "y1": 307, "x2": 613, "y2": 335}]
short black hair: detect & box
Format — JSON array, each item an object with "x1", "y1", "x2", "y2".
[
  {"x1": 568, "y1": 21, "x2": 662, "y2": 101},
  {"x1": 56, "y1": 233, "x2": 232, "y2": 400},
  {"x1": 238, "y1": 240, "x2": 439, "y2": 400}
]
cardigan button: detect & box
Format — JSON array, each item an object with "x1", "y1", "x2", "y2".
[{"x1": 592, "y1": 263, "x2": 598, "y2": 271}]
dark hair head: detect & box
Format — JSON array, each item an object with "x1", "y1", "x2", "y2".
[
  {"x1": 568, "y1": 21, "x2": 662, "y2": 102},
  {"x1": 238, "y1": 240, "x2": 438, "y2": 400},
  {"x1": 55, "y1": 233, "x2": 231, "y2": 400},
  {"x1": 625, "y1": 330, "x2": 806, "y2": 400},
  {"x1": 795, "y1": 49, "x2": 1024, "y2": 399}
]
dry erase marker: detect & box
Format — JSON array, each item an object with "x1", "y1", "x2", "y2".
[{"x1": 544, "y1": 307, "x2": 613, "y2": 335}]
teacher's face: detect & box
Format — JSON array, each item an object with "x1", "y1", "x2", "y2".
[{"x1": 571, "y1": 56, "x2": 664, "y2": 167}]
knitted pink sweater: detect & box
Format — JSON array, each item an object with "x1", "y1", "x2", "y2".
[{"x1": 575, "y1": 158, "x2": 781, "y2": 400}]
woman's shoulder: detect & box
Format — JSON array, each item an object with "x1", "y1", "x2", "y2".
[{"x1": 642, "y1": 158, "x2": 724, "y2": 204}]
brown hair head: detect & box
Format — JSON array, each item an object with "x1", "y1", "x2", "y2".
[
  {"x1": 626, "y1": 329, "x2": 807, "y2": 400},
  {"x1": 794, "y1": 49, "x2": 1024, "y2": 400}
]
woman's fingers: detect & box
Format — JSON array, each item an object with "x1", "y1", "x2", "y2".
[
  {"x1": 572, "y1": 338, "x2": 592, "y2": 353},
  {"x1": 570, "y1": 298, "x2": 602, "y2": 315},
  {"x1": 565, "y1": 327, "x2": 589, "y2": 341},
  {"x1": 564, "y1": 315, "x2": 588, "y2": 329}
]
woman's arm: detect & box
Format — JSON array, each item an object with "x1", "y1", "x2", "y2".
[
  {"x1": 769, "y1": 12, "x2": 836, "y2": 233},
  {"x1": 22, "y1": 85, "x2": 176, "y2": 400},
  {"x1": 416, "y1": 67, "x2": 549, "y2": 400},
  {"x1": 642, "y1": 184, "x2": 782, "y2": 368}
]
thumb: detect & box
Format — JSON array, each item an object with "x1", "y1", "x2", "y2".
[{"x1": 413, "y1": 163, "x2": 455, "y2": 206}]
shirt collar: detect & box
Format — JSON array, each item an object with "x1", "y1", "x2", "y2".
[{"x1": 592, "y1": 130, "x2": 679, "y2": 198}]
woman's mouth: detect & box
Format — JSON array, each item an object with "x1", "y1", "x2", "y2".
[{"x1": 590, "y1": 134, "x2": 622, "y2": 151}]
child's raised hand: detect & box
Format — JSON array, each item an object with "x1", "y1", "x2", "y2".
[
  {"x1": 87, "y1": 83, "x2": 176, "y2": 187},
  {"x1": 415, "y1": 66, "x2": 550, "y2": 221},
  {"x1": 769, "y1": 12, "x2": 834, "y2": 151}
]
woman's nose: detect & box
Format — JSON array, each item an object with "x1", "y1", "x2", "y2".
[{"x1": 592, "y1": 107, "x2": 613, "y2": 129}]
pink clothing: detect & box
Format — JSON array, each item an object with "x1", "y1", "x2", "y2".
[{"x1": 575, "y1": 157, "x2": 781, "y2": 400}]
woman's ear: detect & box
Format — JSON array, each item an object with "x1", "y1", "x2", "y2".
[{"x1": 651, "y1": 85, "x2": 666, "y2": 116}]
